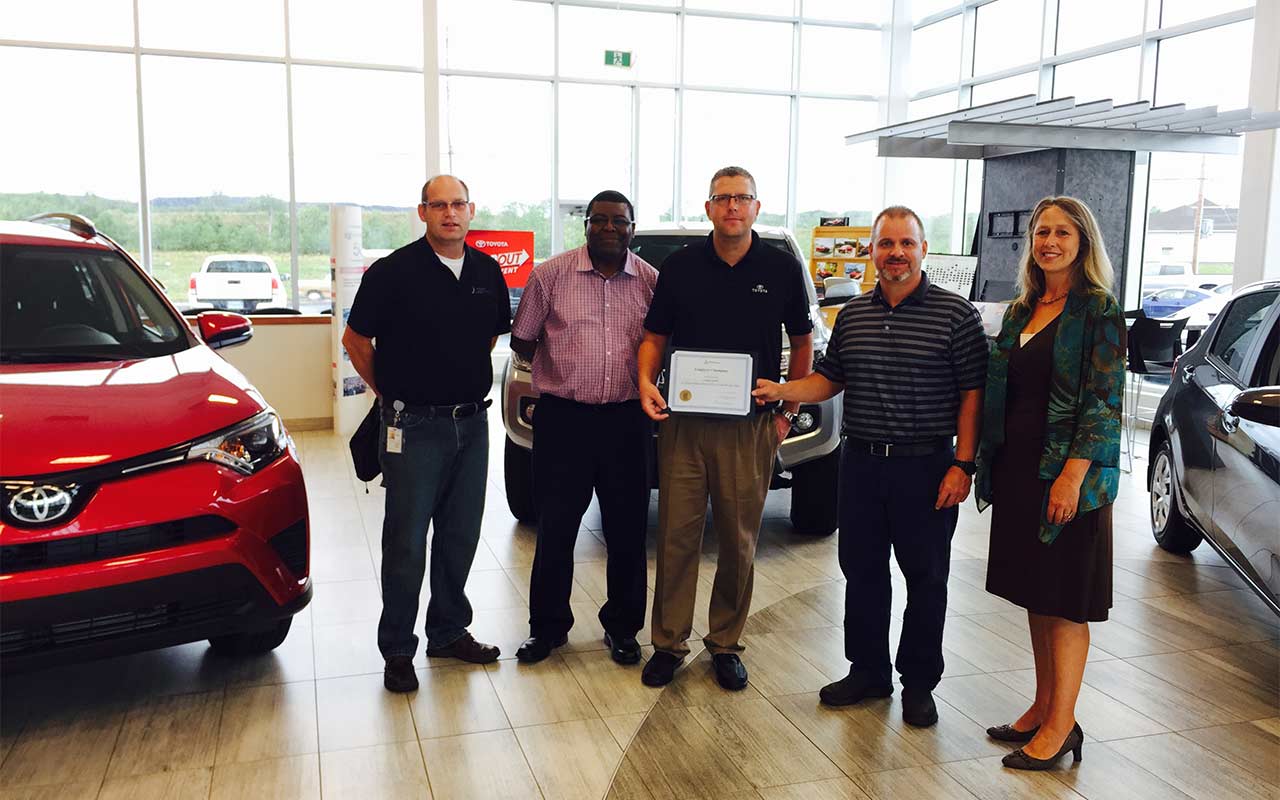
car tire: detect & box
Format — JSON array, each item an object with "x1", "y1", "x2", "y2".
[
  {"x1": 788, "y1": 448, "x2": 839, "y2": 536},
  {"x1": 504, "y1": 436, "x2": 539, "y2": 525},
  {"x1": 208, "y1": 617, "x2": 293, "y2": 656},
  {"x1": 1150, "y1": 441, "x2": 1202, "y2": 554},
  {"x1": 306, "y1": 290, "x2": 323, "y2": 301}
]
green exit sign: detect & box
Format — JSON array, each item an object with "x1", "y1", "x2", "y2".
[{"x1": 604, "y1": 50, "x2": 632, "y2": 68}]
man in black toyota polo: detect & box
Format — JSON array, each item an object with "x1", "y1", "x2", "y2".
[
  {"x1": 637, "y1": 165, "x2": 814, "y2": 691},
  {"x1": 343, "y1": 174, "x2": 511, "y2": 693}
]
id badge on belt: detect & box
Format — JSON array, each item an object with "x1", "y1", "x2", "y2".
[{"x1": 386, "y1": 400, "x2": 405, "y2": 454}]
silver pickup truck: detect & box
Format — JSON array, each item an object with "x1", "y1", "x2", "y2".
[{"x1": 500, "y1": 225, "x2": 843, "y2": 536}]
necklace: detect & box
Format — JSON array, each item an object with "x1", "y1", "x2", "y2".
[{"x1": 1038, "y1": 292, "x2": 1068, "y2": 305}]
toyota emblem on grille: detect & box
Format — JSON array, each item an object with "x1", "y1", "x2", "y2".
[{"x1": 8, "y1": 485, "x2": 75, "y2": 524}]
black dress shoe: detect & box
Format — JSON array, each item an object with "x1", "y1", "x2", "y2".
[
  {"x1": 641, "y1": 651, "x2": 684, "y2": 687},
  {"x1": 987, "y1": 723, "x2": 1040, "y2": 742},
  {"x1": 603, "y1": 632, "x2": 641, "y2": 665},
  {"x1": 1002, "y1": 723, "x2": 1084, "y2": 770},
  {"x1": 819, "y1": 671, "x2": 893, "y2": 706},
  {"x1": 712, "y1": 653, "x2": 748, "y2": 691},
  {"x1": 383, "y1": 655, "x2": 418, "y2": 693},
  {"x1": 901, "y1": 688, "x2": 939, "y2": 727},
  {"x1": 516, "y1": 634, "x2": 568, "y2": 664},
  {"x1": 425, "y1": 631, "x2": 500, "y2": 664}
]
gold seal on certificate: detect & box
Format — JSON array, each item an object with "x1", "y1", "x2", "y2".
[{"x1": 667, "y1": 350, "x2": 754, "y2": 417}]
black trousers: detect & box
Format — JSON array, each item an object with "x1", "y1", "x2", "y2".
[
  {"x1": 838, "y1": 444, "x2": 957, "y2": 691},
  {"x1": 529, "y1": 395, "x2": 650, "y2": 640}
]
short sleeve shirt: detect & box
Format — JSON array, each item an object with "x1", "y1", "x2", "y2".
[
  {"x1": 511, "y1": 246, "x2": 657, "y2": 404},
  {"x1": 346, "y1": 238, "x2": 511, "y2": 405},
  {"x1": 815, "y1": 274, "x2": 987, "y2": 441},
  {"x1": 643, "y1": 231, "x2": 813, "y2": 401}
]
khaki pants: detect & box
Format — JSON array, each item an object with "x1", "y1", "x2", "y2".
[{"x1": 651, "y1": 413, "x2": 779, "y2": 657}]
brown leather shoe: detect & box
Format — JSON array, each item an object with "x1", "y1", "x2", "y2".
[{"x1": 425, "y1": 631, "x2": 500, "y2": 664}]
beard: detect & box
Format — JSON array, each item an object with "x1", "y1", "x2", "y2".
[{"x1": 880, "y1": 262, "x2": 913, "y2": 283}]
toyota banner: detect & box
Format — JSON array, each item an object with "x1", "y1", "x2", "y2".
[{"x1": 466, "y1": 230, "x2": 536, "y2": 289}]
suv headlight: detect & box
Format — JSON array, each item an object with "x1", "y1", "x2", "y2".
[{"x1": 187, "y1": 410, "x2": 288, "y2": 475}]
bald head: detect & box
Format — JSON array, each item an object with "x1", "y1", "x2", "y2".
[{"x1": 421, "y1": 174, "x2": 470, "y2": 204}]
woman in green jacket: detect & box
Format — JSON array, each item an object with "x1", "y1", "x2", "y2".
[{"x1": 975, "y1": 196, "x2": 1126, "y2": 771}]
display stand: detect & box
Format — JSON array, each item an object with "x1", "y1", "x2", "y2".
[
  {"x1": 809, "y1": 225, "x2": 875, "y2": 295},
  {"x1": 331, "y1": 204, "x2": 372, "y2": 438}
]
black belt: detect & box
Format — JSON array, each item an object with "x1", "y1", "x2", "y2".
[
  {"x1": 845, "y1": 436, "x2": 951, "y2": 457},
  {"x1": 393, "y1": 398, "x2": 492, "y2": 419}
]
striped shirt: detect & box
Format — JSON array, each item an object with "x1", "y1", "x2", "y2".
[
  {"x1": 816, "y1": 274, "x2": 988, "y2": 441},
  {"x1": 511, "y1": 245, "x2": 658, "y2": 405}
]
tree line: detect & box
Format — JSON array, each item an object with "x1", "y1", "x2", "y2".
[{"x1": 1, "y1": 192, "x2": 961, "y2": 258}]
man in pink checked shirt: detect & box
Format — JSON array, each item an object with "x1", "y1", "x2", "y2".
[{"x1": 509, "y1": 189, "x2": 658, "y2": 666}]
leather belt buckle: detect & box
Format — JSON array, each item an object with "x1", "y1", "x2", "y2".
[{"x1": 872, "y1": 441, "x2": 892, "y2": 457}]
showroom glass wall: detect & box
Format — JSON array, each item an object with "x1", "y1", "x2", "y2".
[
  {"x1": 904, "y1": 0, "x2": 1257, "y2": 297},
  {"x1": 436, "y1": 0, "x2": 889, "y2": 259},
  {"x1": 0, "y1": 0, "x2": 890, "y2": 310}
]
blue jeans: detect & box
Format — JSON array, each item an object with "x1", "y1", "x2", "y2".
[{"x1": 376, "y1": 408, "x2": 488, "y2": 659}]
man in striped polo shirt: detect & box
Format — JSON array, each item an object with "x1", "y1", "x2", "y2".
[
  {"x1": 509, "y1": 189, "x2": 658, "y2": 666},
  {"x1": 752, "y1": 205, "x2": 986, "y2": 727}
]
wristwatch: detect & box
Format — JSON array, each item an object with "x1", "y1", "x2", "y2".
[
  {"x1": 777, "y1": 409, "x2": 798, "y2": 428},
  {"x1": 952, "y1": 459, "x2": 977, "y2": 476}
]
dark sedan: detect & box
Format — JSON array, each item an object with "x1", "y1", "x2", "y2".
[{"x1": 1148, "y1": 280, "x2": 1280, "y2": 615}]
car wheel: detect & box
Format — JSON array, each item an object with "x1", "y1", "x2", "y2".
[
  {"x1": 504, "y1": 436, "x2": 538, "y2": 525},
  {"x1": 306, "y1": 290, "x2": 323, "y2": 301},
  {"x1": 1150, "y1": 441, "x2": 1202, "y2": 554},
  {"x1": 788, "y1": 448, "x2": 839, "y2": 536},
  {"x1": 208, "y1": 617, "x2": 293, "y2": 656}
]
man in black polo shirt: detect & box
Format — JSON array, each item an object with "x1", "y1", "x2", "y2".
[
  {"x1": 342, "y1": 174, "x2": 511, "y2": 693},
  {"x1": 637, "y1": 166, "x2": 814, "y2": 691},
  {"x1": 753, "y1": 206, "x2": 987, "y2": 727}
]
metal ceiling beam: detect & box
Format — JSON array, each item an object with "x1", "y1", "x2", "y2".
[
  {"x1": 1167, "y1": 108, "x2": 1253, "y2": 131},
  {"x1": 1128, "y1": 106, "x2": 1218, "y2": 130},
  {"x1": 1056, "y1": 101, "x2": 1151, "y2": 126},
  {"x1": 876, "y1": 137, "x2": 987, "y2": 159},
  {"x1": 1009, "y1": 99, "x2": 1113, "y2": 126},
  {"x1": 1211, "y1": 111, "x2": 1280, "y2": 134},
  {"x1": 1086, "y1": 104, "x2": 1184, "y2": 128},
  {"x1": 915, "y1": 97, "x2": 1078, "y2": 137},
  {"x1": 845, "y1": 94, "x2": 1038, "y2": 144},
  {"x1": 947, "y1": 121, "x2": 1241, "y2": 154}
]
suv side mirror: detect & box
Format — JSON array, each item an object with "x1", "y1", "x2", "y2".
[
  {"x1": 1230, "y1": 387, "x2": 1280, "y2": 427},
  {"x1": 196, "y1": 311, "x2": 253, "y2": 349}
]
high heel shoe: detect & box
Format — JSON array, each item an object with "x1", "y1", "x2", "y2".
[
  {"x1": 986, "y1": 723, "x2": 1040, "y2": 743},
  {"x1": 1001, "y1": 723, "x2": 1083, "y2": 770}
]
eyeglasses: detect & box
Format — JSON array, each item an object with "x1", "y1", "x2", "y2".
[
  {"x1": 587, "y1": 215, "x2": 633, "y2": 229},
  {"x1": 421, "y1": 200, "x2": 470, "y2": 212},
  {"x1": 709, "y1": 194, "x2": 756, "y2": 207}
]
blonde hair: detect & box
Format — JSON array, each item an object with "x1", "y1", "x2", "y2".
[{"x1": 1011, "y1": 196, "x2": 1114, "y2": 314}]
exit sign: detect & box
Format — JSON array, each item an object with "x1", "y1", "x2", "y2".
[{"x1": 604, "y1": 50, "x2": 632, "y2": 68}]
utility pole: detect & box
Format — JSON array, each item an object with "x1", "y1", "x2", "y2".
[{"x1": 1190, "y1": 155, "x2": 1206, "y2": 274}]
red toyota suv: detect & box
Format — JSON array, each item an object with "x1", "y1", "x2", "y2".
[{"x1": 0, "y1": 214, "x2": 311, "y2": 670}]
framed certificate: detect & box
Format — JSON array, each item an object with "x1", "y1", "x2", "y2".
[{"x1": 666, "y1": 350, "x2": 755, "y2": 417}]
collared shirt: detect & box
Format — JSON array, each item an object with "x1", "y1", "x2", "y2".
[
  {"x1": 511, "y1": 245, "x2": 658, "y2": 404},
  {"x1": 643, "y1": 231, "x2": 813, "y2": 410},
  {"x1": 346, "y1": 238, "x2": 511, "y2": 405},
  {"x1": 816, "y1": 273, "x2": 987, "y2": 441}
]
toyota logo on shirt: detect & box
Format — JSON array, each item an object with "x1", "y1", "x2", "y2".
[{"x1": 7, "y1": 485, "x2": 76, "y2": 525}]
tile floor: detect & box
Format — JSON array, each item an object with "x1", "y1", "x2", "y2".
[{"x1": 1, "y1": 407, "x2": 1276, "y2": 799}]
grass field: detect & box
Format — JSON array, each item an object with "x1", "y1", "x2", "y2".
[
  {"x1": 150, "y1": 251, "x2": 331, "y2": 303},
  {"x1": 1196, "y1": 262, "x2": 1233, "y2": 275}
]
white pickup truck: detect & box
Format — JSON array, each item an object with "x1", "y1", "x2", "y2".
[{"x1": 188, "y1": 254, "x2": 286, "y2": 312}]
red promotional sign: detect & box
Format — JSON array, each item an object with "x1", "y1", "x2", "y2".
[{"x1": 466, "y1": 230, "x2": 536, "y2": 289}]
